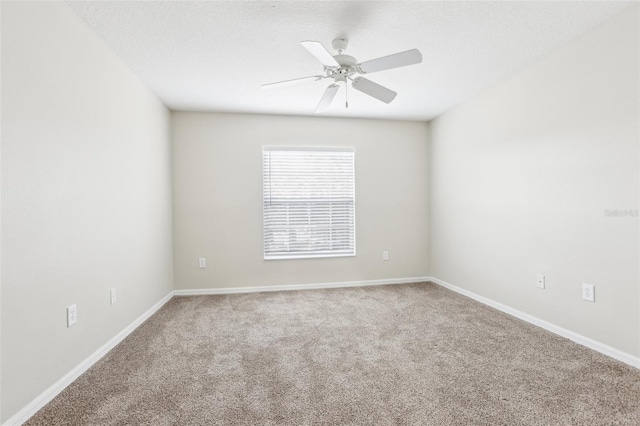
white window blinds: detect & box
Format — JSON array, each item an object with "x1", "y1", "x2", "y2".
[{"x1": 263, "y1": 147, "x2": 356, "y2": 260}]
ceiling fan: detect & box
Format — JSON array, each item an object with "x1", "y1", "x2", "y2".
[{"x1": 262, "y1": 38, "x2": 422, "y2": 113}]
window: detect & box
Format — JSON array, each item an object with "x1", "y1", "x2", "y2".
[{"x1": 263, "y1": 146, "x2": 356, "y2": 260}]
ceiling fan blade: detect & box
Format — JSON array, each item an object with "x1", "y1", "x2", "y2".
[
  {"x1": 358, "y1": 49, "x2": 422, "y2": 74},
  {"x1": 262, "y1": 75, "x2": 325, "y2": 88},
  {"x1": 315, "y1": 84, "x2": 340, "y2": 113},
  {"x1": 301, "y1": 41, "x2": 340, "y2": 68},
  {"x1": 351, "y1": 77, "x2": 397, "y2": 104}
]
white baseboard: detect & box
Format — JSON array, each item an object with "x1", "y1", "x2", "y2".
[
  {"x1": 428, "y1": 276, "x2": 640, "y2": 370},
  {"x1": 173, "y1": 276, "x2": 431, "y2": 296},
  {"x1": 3, "y1": 292, "x2": 174, "y2": 426}
]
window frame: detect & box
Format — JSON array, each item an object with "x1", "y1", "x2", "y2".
[{"x1": 262, "y1": 146, "x2": 356, "y2": 261}]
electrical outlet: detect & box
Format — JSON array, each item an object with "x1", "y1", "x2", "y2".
[
  {"x1": 198, "y1": 257, "x2": 207, "y2": 268},
  {"x1": 110, "y1": 288, "x2": 117, "y2": 305},
  {"x1": 582, "y1": 283, "x2": 595, "y2": 302},
  {"x1": 382, "y1": 251, "x2": 389, "y2": 261},
  {"x1": 67, "y1": 304, "x2": 77, "y2": 327},
  {"x1": 536, "y1": 274, "x2": 545, "y2": 289}
]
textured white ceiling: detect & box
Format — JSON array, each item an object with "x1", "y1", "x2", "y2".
[{"x1": 67, "y1": 1, "x2": 631, "y2": 121}]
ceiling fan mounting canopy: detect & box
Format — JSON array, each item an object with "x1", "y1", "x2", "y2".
[
  {"x1": 331, "y1": 37, "x2": 349, "y2": 54},
  {"x1": 262, "y1": 37, "x2": 422, "y2": 113}
]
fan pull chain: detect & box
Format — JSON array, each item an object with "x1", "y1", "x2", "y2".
[{"x1": 345, "y1": 81, "x2": 349, "y2": 109}]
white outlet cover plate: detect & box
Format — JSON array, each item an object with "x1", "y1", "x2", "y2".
[
  {"x1": 536, "y1": 274, "x2": 545, "y2": 289},
  {"x1": 199, "y1": 258, "x2": 207, "y2": 268},
  {"x1": 582, "y1": 283, "x2": 595, "y2": 302},
  {"x1": 67, "y1": 304, "x2": 77, "y2": 327}
]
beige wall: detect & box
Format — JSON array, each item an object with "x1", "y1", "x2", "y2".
[
  {"x1": 172, "y1": 112, "x2": 429, "y2": 289},
  {"x1": 429, "y1": 7, "x2": 639, "y2": 357},
  {"x1": 1, "y1": 2, "x2": 174, "y2": 421}
]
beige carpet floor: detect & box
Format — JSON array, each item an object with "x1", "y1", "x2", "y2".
[{"x1": 27, "y1": 282, "x2": 640, "y2": 425}]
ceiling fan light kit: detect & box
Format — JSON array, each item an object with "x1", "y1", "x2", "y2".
[{"x1": 263, "y1": 38, "x2": 422, "y2": 113}]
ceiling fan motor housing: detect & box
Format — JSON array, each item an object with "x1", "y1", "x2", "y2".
[
  {"x1": 329, "y1": 54, "x2": 357, "y2": 83},
  {"x1": 333, "y1": 54, "x2": 357, "y2": 68}
]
